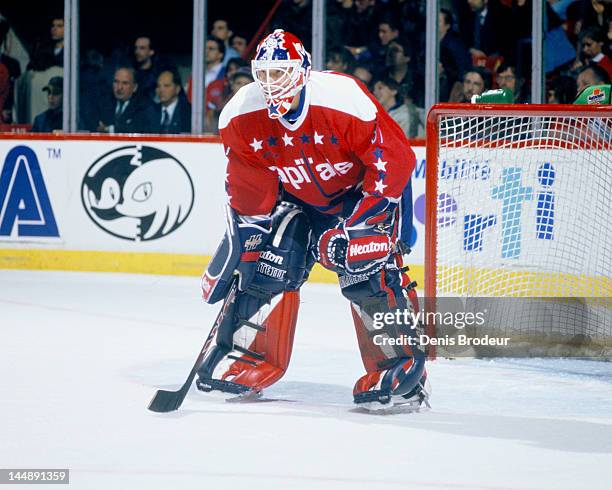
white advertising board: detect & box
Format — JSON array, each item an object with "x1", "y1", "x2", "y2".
[{"x1": 0, "y1": 139, "x2": 227, "y2": 254}]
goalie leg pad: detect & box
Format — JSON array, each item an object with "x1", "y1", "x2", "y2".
[
  {"x1": 197, "y1": 204, "x2": 313, "y2": 395},
  {"x1": 196, "y1": 289, "x2": 300, "y2": 394},
  {"x1": 201, "y1": 205, "x2": 272, "y2": 304},
  {"x1": 342, "y1": 267, "x2": 427, "y2": 407}
]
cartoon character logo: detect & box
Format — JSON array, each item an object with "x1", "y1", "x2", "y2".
[
  {"x1": 255, "y1": 30, "x2": 289, "y2": 61},
  {"x1": 81, "y1": 145, "x2": 194, "y2": 241}
]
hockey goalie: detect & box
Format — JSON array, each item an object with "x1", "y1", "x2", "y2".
[{"x1": 197, "y1": 29, "x2": 429, "y2": 411}]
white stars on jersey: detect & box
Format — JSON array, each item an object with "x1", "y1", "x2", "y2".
[
  {"x1": 374, "y1": 179, "x2": 388, "y2": 194},
  {"x1": 373, "y1": 158, "x2": 388, "y2": 172},
  {"x1": 282, "y1": 133, "x2": 294, "y2": 146},
  {"x1": 313, "y1": 131, "x2": 324, "y2": 144},
  {"x1": 250, "y1": 138, "x2": 263, "y2": 152}
]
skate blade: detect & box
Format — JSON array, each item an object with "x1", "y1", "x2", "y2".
[
  {"x1": 355, "y1": 398, "x2": 423, "y2": 414},
  {"x1": 225, "y1": 391, "x2": 296, "y2": 404},
  {"x1": 355, "y1": 386, "x2": 431, "y2": 414},
  {"x1": 226, "y1": 390, "x2": 263, "y2": 403}
]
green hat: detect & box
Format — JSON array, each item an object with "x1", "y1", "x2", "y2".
[
  {"x1": 471, "y1": 88, "x2": 514, "y2": 104},
  {"x1": 573, "y1": 84, "x2": 611, "y2": 105}
]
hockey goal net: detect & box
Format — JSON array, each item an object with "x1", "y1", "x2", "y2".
[{"x1": 425, "y1": 104, "x2": 612, "y2": 357}]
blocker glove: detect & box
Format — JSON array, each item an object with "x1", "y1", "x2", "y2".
[{"x1": 318, "y1": 196, "x2": 396, "y2": 276}]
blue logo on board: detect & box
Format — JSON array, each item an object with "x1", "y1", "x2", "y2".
[
  {"x1": 0, "y1": 146, "x2": 59, "y2": 238},
  {"x1": 441, "y1": 163, "x2": 556, "y2": 259}
]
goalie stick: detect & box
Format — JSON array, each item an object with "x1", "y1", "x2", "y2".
[{"x1": 147, "y1": 278, "x2": 238, "y2": 413}]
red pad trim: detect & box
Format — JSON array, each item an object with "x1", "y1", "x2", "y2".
[
  {"x1": 318, "y1": 229, "x2": 344, "y2": 269},
  {"x1": 200, "y1": 272, "x2": 218, "y2": 301},
  {"x1": 346, "y1": 195, "x2": 381, "y2": 226},
  {"x1": 364, "y1": 213, "x2": 388, "y2": 225},
  {"x1": 241, "y1": 251, "x2": 261, "y2": 262}
]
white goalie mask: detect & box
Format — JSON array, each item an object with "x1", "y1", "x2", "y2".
[{"x1": 251, "y1": 29, "x2": 311, "y2": 119}]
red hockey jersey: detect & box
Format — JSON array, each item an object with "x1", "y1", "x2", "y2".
[{"x1": 219, "y1": 71, "x2": 416, "y2": 217}]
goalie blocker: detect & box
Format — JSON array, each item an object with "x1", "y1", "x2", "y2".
[{"x1": 197, "y1": 200, "x2": 428, "y2": 410}]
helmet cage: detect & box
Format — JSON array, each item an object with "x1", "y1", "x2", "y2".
[{"x1": 251, "y1": 59, "x2": 304, "y2": 103}]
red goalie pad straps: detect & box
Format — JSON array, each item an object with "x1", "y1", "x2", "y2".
[{"x1": 221, "y1": 290, "x2": 300, "y2": 391}]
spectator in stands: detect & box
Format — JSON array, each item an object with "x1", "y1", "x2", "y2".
[
  {"x1": 30, "y1": 76, "x2": 62, "y2": 133},
  {"x1": 0, "y1": 16, "x2": 22, "y2": 123},
  {"x1": 579, "y1": 27, "x2": 612, "y2": 80},
  {"x1": 230, "y1": 33, "x2": 248, "y2": 58},
  {"x1": 79, "y1": 50, "x2": 106, "y2": 131},
  {"x1": 352, "y1": 63, "x2": 374, "y2": 89},
  {"x1": 205, "y1": 37, "x2": 225, "y2": 88},
  {"x1": 228, "y1": 67, "x2": 254, "y2": 94},
  {"x1": 206, "y1": 67, "x2": 254, "y2": 133},
  {"x1": 368, "y1": 16, "x2": 401, "y2": 73},
  {"x1": 451, "y1": 67, "x2": 492, "y2": 102},
  {"x1": 373, "y1": 77, "x2": 422, "y2": 138},
  {"x1": 325, "y1": 46, "x2": 355, "y2": 73},
  {"x1": 547, "y1": 75, "x2": 577, "y2": 103},
  {"x1": 0, "y1": 62, "x2": 10, "y2": 122},
  {"x1": 15, "y1": 41, "x2": 63, "y2": 124},
  {"x1": 343, "y1": 0, "x2": 385, "y2": 58},
  {"x1": 210, "y1": 60, "x2": 249, "y2": 131},
  {"x1": 439, "y1": 7, "x2": 472, "y2": 102},
  {"x1": 572, "y1": 0, "x2": 611, "y2": 34},
  {"x1": 94, "y1": 66, "x2": 155, "y2": 133},
  {"x1": 393, "y1": 0, "x2": 426, "y2": 68},
  {"x1": 496, "y1": 63, "x2": 529, "y2": 102},
  {"x1": 385, "y1": 39, "x2": 424, "y2": 107},
  {"x1": 153, "y1": 70, "x2": 190, "y2": 134},
  {"x1": 271, "y1": 0, "x2": 313, "y2": 51},
  {"x1": 205, "y1": 57, "x2": 248, "y2": 120},
  {"x1": 186, "y1": 36, "x2": 228, "y2": 112},
  {"x1": 50, "y1": 17, "x2": 64, "y2": 67},
  {"x1": 325, "y1": 0, "x2": 352, "y2": 49},
  {"x1": 377, "y1": 16, "x2": 400, "y2": 46},
  {"x1": 576, "y1": 63, "x2": 612, "y2": 94},
  {"x1": 211, "y1": 19, "x2": 241, "y2": 66},
  {"x1": 463, "y1": 0, "x2": 512, "y2": 63},
  {"x1": 133, "y1": 36, "x2": 175, "y2": 102}
]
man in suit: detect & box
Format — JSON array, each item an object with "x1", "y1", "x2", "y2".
[
  {"x1": 210, "y1": 19, "x2": 241, "y2": 67},
  {"x1": 439, "y1": 8, "x2": 472, "y2": 101},
  {"x1": 153, "y1": 70, "x2": 191, "y2": 134},
  {"x1": 95, "y1": 66, "x2": 155, "y2": 133},
  {"x1": 464, "y1": 0, "x2": 512, "y2": 62}
]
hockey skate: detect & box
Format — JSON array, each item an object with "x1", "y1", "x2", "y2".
[{"x1": 353, "y1": 361, "x2": 431, "y2": 413}]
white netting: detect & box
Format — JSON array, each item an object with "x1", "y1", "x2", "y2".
[{"x1": 431, "y1": 109, "x2": 612, "y2": 353}]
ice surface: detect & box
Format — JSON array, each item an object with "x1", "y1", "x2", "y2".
[{"x1": 1, "y1": 270, "x2": 610, "y2": 489}]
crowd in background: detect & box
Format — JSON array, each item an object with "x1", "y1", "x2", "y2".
[{"x1": 0, "y1": 0, "x2": 611, "y2": 136}]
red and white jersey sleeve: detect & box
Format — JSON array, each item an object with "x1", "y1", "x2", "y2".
[
  {"x1": 339, "y1": 78, "x2": 415, "y2": 202},
  {"x1": 219, "y1": 71, "x2": 416, "y2": 217}
]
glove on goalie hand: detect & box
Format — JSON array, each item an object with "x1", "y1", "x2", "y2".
[{"x1": 317, "y1": 196, "x2": 396, "y2": 276}]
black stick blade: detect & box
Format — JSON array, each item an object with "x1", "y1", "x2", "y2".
[{"x1": 148, "y1": 388, "x2": 185, "y2": 413}]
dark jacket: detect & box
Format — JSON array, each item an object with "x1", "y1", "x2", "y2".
[
  {"x1": 31, "y1": 108, "x2": 62, "y2": 132},
  {"x1": 94, "y1": 94, "x2": 156, "y2": 133},
  {"x1": 461, "y1": 0, "x2": 512, "y2": 60},
  {"x1": 440, "y1": 31, "x2": 472, "y2": 101},
  {"x1": 134, "y1": 56, "x2": 177, "y2": 102},
  {"x1": 151, "y1": 96, "x2": 191, "y2": 134}
]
